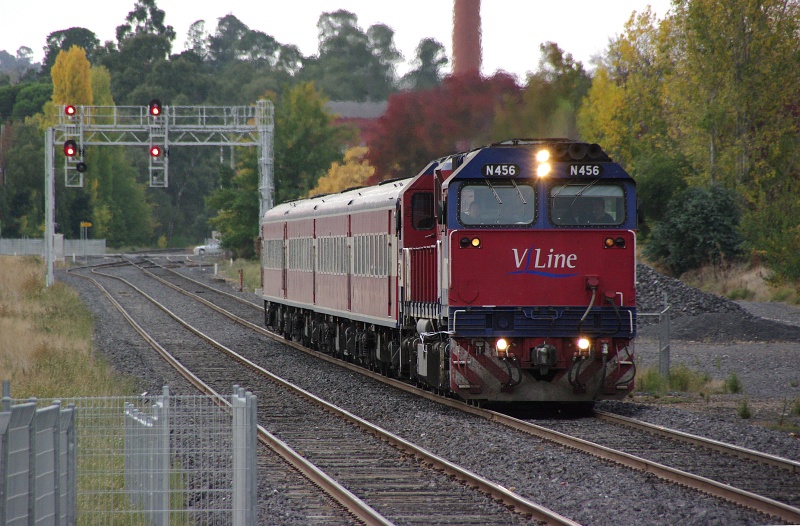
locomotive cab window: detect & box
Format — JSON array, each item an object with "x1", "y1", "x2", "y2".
[
  {"x1": 411, "y1": 192, "x2": 435, "y2": 230},
  {"x1": 459, "y1": 180, "x2": 535, "y2": 227},
  {"x1": 550, "y1": 183, "x2": 625, "y2": 226}
]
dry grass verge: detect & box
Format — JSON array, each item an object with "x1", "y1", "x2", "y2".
[{"x1": 0, "y1": 256, "x2": 135, "y2": 399}]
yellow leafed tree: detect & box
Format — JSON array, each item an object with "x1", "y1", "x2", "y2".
[
  {"x1": 41, "y1": 46, "x2": 93, "y2": 128},
  {"x1": 308, "y1": 146, "x2": 375, "y2": 196},
  {"x1": 51, "y1": 46, "x2": 93, "y2": 107}
]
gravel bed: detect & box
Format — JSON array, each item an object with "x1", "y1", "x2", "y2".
[{"x1": 59, "y1": 261, "x2": 800, "y2": 525}]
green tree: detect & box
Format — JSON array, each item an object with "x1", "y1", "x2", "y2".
[
  {"x1": 85, "y1": 66, "x2": 154, "y2": 246},
  {"x1": 645, "y1": 186, "x2": 743, "y2": 276},
  {"x1": 577, "y1": 8, "x2": 689, "y2": 234},
  {"x1": 401, "y1": 38, "x2": 448, "y2": 91},
  {"x1": 206, "y1": 160, "x2": 259, "y2": 258},
  {"x1": 42, "y1": 28, "x2": 100, "y2": 76},
  {"x1": 115, "y1": 0, "x2": 176, "y2": 44},
  {"x1": 272, "y1": 82, "x2": 350, "y2": 202},
  {"x1": 10, "y1": 83, "x2": 51, "y2": 121},
  {"x1": 0, "y1": 121, "x2": 44, "y2": 237},
  {"x1": 494, "y1": 43, "x2": 590, "y2": 140},
  {"x1": 307, "y1": 10, "x2": 399, "y2": 101}
]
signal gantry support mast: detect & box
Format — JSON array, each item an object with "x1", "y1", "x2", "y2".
[{"x1": 45, "y1": 101, "x2": 274, "y2": 286}]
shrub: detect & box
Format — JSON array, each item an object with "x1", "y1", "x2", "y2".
[
  {"x1": 725, "y1": 372, "x2": 743, "y2": 394},
  {"x1": 645, "y1": 185, "x2": 743, "y2": 276},
  {"x1": 737, "y1": 399, "x2": 752, "y2": 419}
]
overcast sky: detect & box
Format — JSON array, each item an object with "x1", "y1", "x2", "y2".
[{"x1": 0, "y1": 1, "x2": 673, "y2": 80}]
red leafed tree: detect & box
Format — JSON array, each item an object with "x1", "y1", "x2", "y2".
[{"x1": 364, "y1": 71, "x2": 521, "y2": 182}]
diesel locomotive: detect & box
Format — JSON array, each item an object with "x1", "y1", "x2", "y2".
[{"x1": 261, "y1": 139, "x2": 637, "y2": 405}]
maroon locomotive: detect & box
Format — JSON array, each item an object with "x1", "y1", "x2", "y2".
[{"x1": 261, "y1": 139, "x2": 637, "y2": 406}]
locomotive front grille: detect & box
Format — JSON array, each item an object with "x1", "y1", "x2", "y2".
[{"x1": 449, "y1": 307, "x2": 636, "y2": 339}]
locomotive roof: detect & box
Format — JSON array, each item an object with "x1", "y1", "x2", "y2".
[
  {"x1": 440, "y1": 140, "x2": 633, "y2": 186},
  {"x1": 263, "y1": 177, "x2": 412, "y2": 221}
]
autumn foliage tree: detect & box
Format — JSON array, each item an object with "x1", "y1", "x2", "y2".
[
  {"x1": 364, "y1": 72, "x2": 521, "y2": 181},
  {"x1": 308, "y1": 146, "x2": 374, "y2": 196}
]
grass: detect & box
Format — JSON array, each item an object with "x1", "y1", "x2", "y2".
[
  {"x1": 635, "y1": 364, "x2": 730, "y2": 398},
  {"x1": 218, "y1": 257, "x2": 261, "y2": 293},
  {"x1": 0, "y1": 255, "x2": 136, "y2": 399},
  {"x1": 679, "y1": 260, "x2": 800, "y2": 304}
]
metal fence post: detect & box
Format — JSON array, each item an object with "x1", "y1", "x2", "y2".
[
  {"x1": 248, "y1": 390, "x2": 257, "y2": 525},
  {"x1": 60, "y1": 405, "x2": 76, "y2": 526},
  {"x1": 0, "y1": 406, "x2": 10, "y2": 526},
  {"x1": 658, "y1": 294, "x2": 671, "y2": 378},
  {"x1": 154, "y1": 386, "x2": 170, "y2": 526},
  {"x1": 232, "y1": 387, "x2": 246, "y2": 526},
  {"x1": 232, "y1": 385, "x2": 257, "y2": 526}
]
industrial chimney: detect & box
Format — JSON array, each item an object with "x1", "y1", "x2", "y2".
[{"x1": 452, "y1": 0, "x2": 482, "y2": 75}]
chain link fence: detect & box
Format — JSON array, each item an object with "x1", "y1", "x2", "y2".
[{"x1": 1, "y1": 384, "x2": 257, "y2": 526}]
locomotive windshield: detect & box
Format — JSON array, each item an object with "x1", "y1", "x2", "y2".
[
  {"x1": 459, "y1": 180, "x2": 536, "y2": 226},
  {"x1": 550, "y1": 182, "x2": 625, "y2": 226}
]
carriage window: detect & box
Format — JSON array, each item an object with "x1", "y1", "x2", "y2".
[
  {"x1": 459, "y1": 180, "x2": 535, "y2": 227},
  {"x1": 550, "y1": 183, "x2": 625, "y2": 226},
  {"x1": 411, "y1": 193, "x2": 435, "y2": 230}
]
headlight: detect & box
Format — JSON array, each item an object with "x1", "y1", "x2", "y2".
[
  {"x1": 577, "y1": 337, "x2": 591, "y2": 351},
  {"x1": 536, "y1": 162, "x2": 551, "y2": 177},
  {"x1": 496, "y1": 338, "x2": 509, "y2": 357},
  {"x1": 536, "y1": 149, "x2": 550, "y2": 163}
]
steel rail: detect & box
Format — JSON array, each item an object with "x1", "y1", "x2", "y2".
[
  {"x1": 593, "y1": 410, "x2": 800, "y2": 473},
  {"x1": 125, "y1": 258, "x2": 580, "y2": 526},
  {"x1": 68, "y1": 266, "x2": 394, "y2": 526},
  {"x1": 137, "y1": 257, "x2": 800, "y2": 524}
]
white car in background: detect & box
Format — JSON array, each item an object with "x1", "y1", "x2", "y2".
[{"x1": 193, "y1": 240, "x2": 222, "y2": 256}]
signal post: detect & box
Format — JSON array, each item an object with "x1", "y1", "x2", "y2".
[{"x1": 45, "y1": 101, "x2": 274, "y2": 286}]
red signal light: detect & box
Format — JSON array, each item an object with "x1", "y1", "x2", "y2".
[
  {"x1": 65, "y1": 105, "x2": 76, "y2": 116},
  {"x1": 148, "y1": 99, "x2": 162, "y2": 116},
  {"x1": 150, "y1": 146, "x2": 162, "y2": 157},
  {"x1": 64, "y1": 140, "x2": 78, "y2": 157}
]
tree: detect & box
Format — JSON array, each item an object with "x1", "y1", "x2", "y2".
[
  {"x1": 577, "y1": 9, "x2": 689, "y2": 234},
  {"x1": 308, "y1": 146, "x2": 375, "y2": 196},
  {"x1": 272, "y1": 82, "x2": 350, "y2": 202},
  {"x1": 207, "y1": 159, "x2": 259, "y2": 258},
  {"x1": 184, "y1": 20, "x2": 210, "y2": 59},
  {"x1": 366, "y1": 72, "x2": 521, "y2": 180},
  {"x1": 645, "y1": 186, "x2": 743, "y2": 276},
  {"x1": 494, "y1": 42, "x2": 590, "y2": 140},
  {"x1": 208, "y1": 14, "x2": 251, "y2": 66},
  {"x1": 115, "y1": 0, "x2": 176, "y2": 45},
  {"x1": 207, "y1": 83, "x2": 349, "y2": 255},
  {"x1": 84, "y1": 66, "x2": 154, "y2": 246},
  {"x1": 11, "y1": 83, "x2": 52, "y2": 121},
  {"x1": 50, "y1": 46, "x2": 93, "y2": 108},
  {"x1": 0, "y1": 121, "x2": 44, "y2": 237},
  {"x1": 42, "y1": 28, "x2": 100, "y2": 75},
  {"x1": 401, "y1": 38, "x2": 448, "y2": 91},
  {"x1": 308, "y1": 10, "x2": 399, "y2": 101}
]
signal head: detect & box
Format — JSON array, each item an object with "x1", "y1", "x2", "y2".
[
  {"x1": 64, "y1": 140, "x2": 78, "y2": 157},
  {"x1": 64, "y1": 105, "x2": 76, "y2": 117},
  {"x1": 148, "y1": 98, "x2": 162, "y2": 116},
  {"x1": 149, "y1": 145, "x2": 162, "y2": 157}
]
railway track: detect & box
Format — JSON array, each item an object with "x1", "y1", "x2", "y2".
[
  {"x1": 128, "y1": 255, "x2": 800, "y2": 524},
  {"x1": 68, "y1": 260, "x2": 571, "y2": 525}
]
